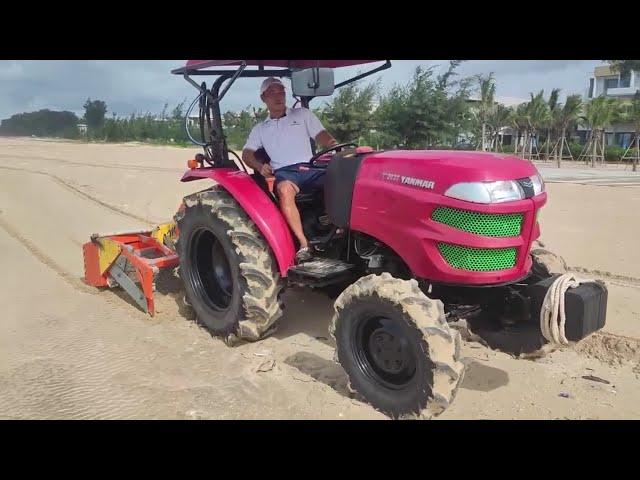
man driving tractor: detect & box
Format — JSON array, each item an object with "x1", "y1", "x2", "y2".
[
  {"x1": 241, "y1": 77, "x2": 338, "y2": 263},
  {"x1": 82, "y1": 60, "x2": 609, "y2": 420}
]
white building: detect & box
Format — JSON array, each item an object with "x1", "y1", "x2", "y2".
[
  {"x1": 187, "y1": 115, "x2": 200, "y2": 128},
  {"x1": 581, "y1": 64, "x2": 639, "y2": 148},
  {"x1": 586, "y1": 64, "x2": 639, "y2": 100},
  {"x1": 467, "y1": 94, "x2": 528, "y2": 109}
]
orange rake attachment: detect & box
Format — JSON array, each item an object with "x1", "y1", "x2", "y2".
[{"x1": 82, "y1": 225, "x2": 180, "y2": 316}]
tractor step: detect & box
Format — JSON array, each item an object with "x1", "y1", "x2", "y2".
[
  {"x1": 287, "y1": 258, "x2": 356, "y2": 288},
  {"x1": 290, "y1": 257, "x2": 355, "y2": 278}
]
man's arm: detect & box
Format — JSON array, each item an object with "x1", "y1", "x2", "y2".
[
  {"x1": 242, "y1": 125, "x2": 273, "y2": 177},
  {"x1": 315, "y1": 130, "x2": 339, "y2": 150},
  {"x1": 305, "y1": 109, "x2": 338, "y2": 150},
  {"x1": 242, "y1": 149, "x2": 273, "y2": 177}
]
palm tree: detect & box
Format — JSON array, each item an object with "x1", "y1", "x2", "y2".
[
  {"x1": 580, "y1": 99, "x2": 601, "y2": 166},
  {"x1": 511, "y1": 103, "x2": 529, "y2": 157},
  {"x1": 553, "y1": 94, "x2": 582, "y2": 167},
  {"x1": 541, "y1": 88, "x2": 561, "y2": 161},
  {"x1": 477, "y1": 73, "x2": 496, "y2": 151},
  {"x1": 581, "y1": 96, "x2": 620, "y2": 167},
  {"x1": 617, "y1": 92, "x2": 640, "y2": 171},
  {"x1": 487, "y1": 104, "x2": 512, "y2": 152},
  {"x1": 599, "y1": 98, "x2": 621, "y2": 167},
  {"x1": 522, "y1": 91, "x2": 549, "y2": 160}
]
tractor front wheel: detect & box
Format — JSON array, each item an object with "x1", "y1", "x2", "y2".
[{"x1": 329, "y1": 273, "x2": 465, "y2": 419}]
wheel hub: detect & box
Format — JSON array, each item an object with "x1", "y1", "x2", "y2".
[
  {"x1": 354, "y1": 316, "x2": 417, "y2": 389},
  {"x1": 368, "y1": 328, "x2": 407, "y2": 374}
]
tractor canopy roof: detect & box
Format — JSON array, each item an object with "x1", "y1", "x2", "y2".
[
  {"x1": 171, "y1": 60, "x2": 385, "y2": 75},
  {"x1": 171, "y1": 60, "x2": 392, "y2": 100}
]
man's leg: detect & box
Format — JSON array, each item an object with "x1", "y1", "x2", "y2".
[{"x1": 276, "y1": 180, "x2": 308, "y2": 249}]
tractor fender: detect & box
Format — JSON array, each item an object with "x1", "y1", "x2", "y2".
[{"x1": 181, "y1": 168, "x2": 295, "y2": 276}]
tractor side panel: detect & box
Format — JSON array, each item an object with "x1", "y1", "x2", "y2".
[
  {"x1": 181, "y1": 168, "x2": 295, "y2": 276},
  {"x1": 350, "y1": 153, "x2": 546, "y2": 285}
]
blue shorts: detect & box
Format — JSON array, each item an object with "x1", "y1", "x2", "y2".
[{"x1": 274, "y1": 163, "x2": 326, "y2": 193}]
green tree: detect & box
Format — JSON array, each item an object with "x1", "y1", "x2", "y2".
[
  {"x1": 172, "y1": 100, "x2": 185, "y2": 120},
  {"x1": 607, "y1": 60, "x2": 640, "y2": 76},
  {"x1": 222, "y1": 106, "x2": 264, "y2": 149},
  {"x1": 375, "y1": 62, "x2": 472, "y2": 149},
  {"x1": 486, "y1": 104, "x2": 512, "y2": 152},
  {"x1": 316, "y1": 80, "x2": 379, "y2": 143},
  {"x1": 582, "y1": 96, "x2": 621, "y2": 167},
  {"x1": 541, "y1": 88, "x2": 561, "y2": 160},
  {"x1": 523, "y1": 90, "x2": 550, "y2": 160},
  {"x1": 477, "y1": 73, "x2": 496, "y2": 151},
  {"x1": 509, "y1": 103, "x2": 529, "y2": 156},
  {"x1": 251, "y1": 107, "x2": 268, "y2": 123},
  {"x1": 554, "y1": 94, "x2": 582, "y2": 166},
  {"x1": 616, "y1": 91, "x2": 640, "y2": 171},
  {"x1": 83, "y1": 98, "x2": 108, "y2": 132},
  {"x1": 0, "y1": 109, "x2": 79, "y2": 138}
]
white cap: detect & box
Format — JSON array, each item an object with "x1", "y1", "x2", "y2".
[{"x1": 260, "y1": 77, "x2": 285, "y2": 95}]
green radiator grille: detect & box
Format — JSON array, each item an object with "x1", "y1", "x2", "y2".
[
  {"x1": 432, "y1": 207, "x2": 523, "y2": 237},
  {"x1": 438, "y1": 243, "x2": 517, "y2": 271}
]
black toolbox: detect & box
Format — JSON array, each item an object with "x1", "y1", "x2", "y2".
[{"x1": 528, "y1": 275, "x2": 608, "y2": 341}]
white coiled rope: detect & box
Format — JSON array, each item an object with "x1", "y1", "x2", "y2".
[{"x1": 540, "y1": 273, "x2": 599, "y2": 345}]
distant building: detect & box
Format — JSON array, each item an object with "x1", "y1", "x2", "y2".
[
  {"x1": 187, "y1": 115, "x2": 201, "y2": 128},
  {"x1": 77, "y1": 123, "x2": 87, "y2": 134},
  {"x1": 586, "y1": 64, "x2": 639, "y2": 100},
  {"x1": 581, "y1": 64, "x2": 640, "y2": 148},
  {"x1": 467, "y1": 95, "x2": 528, "y2": 109}
]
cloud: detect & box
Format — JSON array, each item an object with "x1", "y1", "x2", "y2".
[
  {"x1": 0, "y1": 60, "x2": 604, "y2": 121},
  {"x1": 0, "y1": 61, "x2": 26, "y2": 80}
]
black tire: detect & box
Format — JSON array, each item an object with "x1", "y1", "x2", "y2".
[
  {"x1": 329, "y1": 273, "x2": 465, "y2": 419},
  {"x1": 530, "y1": 248, "x2": 567, "y2": 278},
  {"x1": 175, "y1": 186, "x2": 285, "y2": 343}
]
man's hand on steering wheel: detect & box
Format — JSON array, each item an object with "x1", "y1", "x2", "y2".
[{"x1": 309, "y1": 141, "x2": 359, "y2": 167}]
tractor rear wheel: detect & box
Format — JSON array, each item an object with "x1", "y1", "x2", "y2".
[
  {"x1": 175, "y1": 186, "x2": 285, "y2": 343},
  {"x1": 329, "y1": 273, "x2": 465, "y2": 419}
]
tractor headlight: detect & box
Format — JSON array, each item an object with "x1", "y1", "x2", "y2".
[
  {"x1": 530, "y1": 173, "x2": 545, "y2": 196},
  {"x1": 445, "y1": 180, "x2": 525, "y2": 204},
  {"x1": 444, "y1": 174, "x2": 545, "y2": 204}
]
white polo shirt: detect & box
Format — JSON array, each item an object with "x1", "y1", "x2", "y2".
[{"x1": 243, "y1": 107, "x2": 326, "y2": 171}]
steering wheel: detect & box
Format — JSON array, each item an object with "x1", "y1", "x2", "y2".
[{"x1": 309, "y1": 142, "x2": 359, "y2": 167}]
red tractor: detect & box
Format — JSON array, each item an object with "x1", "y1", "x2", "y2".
[{"x1": 83, "y1": 60, "x2": 608, "y2": 419}]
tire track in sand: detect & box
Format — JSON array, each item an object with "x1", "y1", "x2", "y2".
[
  {"x1": 0, "y1": 165, "x2": 191, "y2": 322},
  {"x1": 0, "y1": 152, "x2": 183, "y2": 173},
  {"x1": 0, "y1": 165, "x2": 155, "y2": 225},
  {"x1": 568, "y1": 265, "x2": 640, "y2": 288},
  {"x1": 0, "y1": 208, "x2": 185, "y2": 322},
  {"x1": 0, "y1": 213, "x2": 92, "y2": 292},
  {"x1": 0, "y1": 165, "x2": 152, "y2": 295}
]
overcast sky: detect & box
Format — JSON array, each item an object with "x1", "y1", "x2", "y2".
[{"x1": 0, "y1": 60, "x2": 602, "y2": 120}]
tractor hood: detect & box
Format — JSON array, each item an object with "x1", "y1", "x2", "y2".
[{"x1": 363, "y1": 150, "x2": 539, "y2": 195}]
